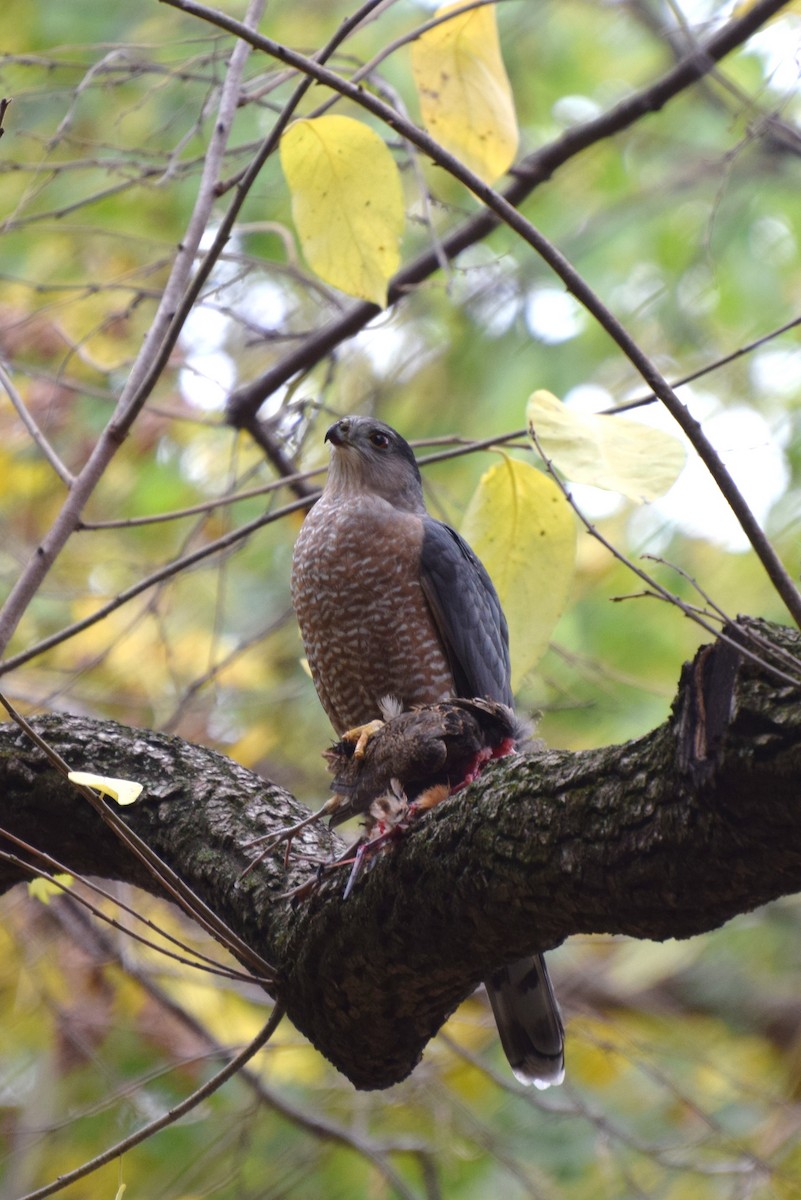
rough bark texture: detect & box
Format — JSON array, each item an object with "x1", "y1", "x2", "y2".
[{"x1": 1, "y1": 617, "x2": 801, "y2": 1089}]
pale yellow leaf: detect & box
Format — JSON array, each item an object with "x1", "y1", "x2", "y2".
[
  {"x1": 280, "y1": 115, "x2": 404, "y2": 306},
  {"x1": 68, "y1": 770, "x2": 143, "y2": 806},
  {"x1": 27, "y1": 873, "x2": 74, "y2": 904},
  {"x1": 461, "y1": 457, "x2": 576, "y2": 692},
  {"x1": 527, "y1": 390, "x2": 686, "y2": 503},
  {"x1": 411, "y1": 2, "x2": 518, "y2": 184}
]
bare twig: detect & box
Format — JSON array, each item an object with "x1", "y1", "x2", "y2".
[
  {"x1": 0, "y1": 691, "x2": 277, "y2": 981},
  {"x1": 221, "y1": 0, "x2": 793, "y2": 425},
  {"x1": 73, "y1": 488, "x2": 286, "y2": 528},
  {"x1": 0, "y1": 837, "x2": 263, "y2": 985},
  {"x1": 640, "y1": 555, "x2": 733, "y2": 626},
  {"x1": 0, "y1": 360, "x2": 74, "y2": 485},
  {"x1": 629, "y1": 0, "x2": 801, "y2": 160},
  {"x1": 52, "y1": 897, "x2": 440, "y2": 1200},
  {"x1": 164, "y1": 0, "x2": 801, "y2": 626},
  {"x1": 161, "y1": 611, "x2": 293, "y2": 732},
  {"x1": 77, "y1": 466, "x2": 323, "y2": 528},
  {"x1": 527, "y1": 428, "x2": 801, "y2": 688},
  {"x1": 0, "y1": 0, "x2": 268, "y2": 659},
  {"x1": 15, "y1": 1003, "x2": 286, "y2": 1200},
  {"x1": 609, "y1": 313, "x2": 801, "y2": 415},
  {"x1": 0, "y1": 495, "x2": 311, "y2": 676}
]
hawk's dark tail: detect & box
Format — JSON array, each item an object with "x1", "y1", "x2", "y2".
[{"x1": 485, "y1": 954, "x2": 565, "y2": 1088}]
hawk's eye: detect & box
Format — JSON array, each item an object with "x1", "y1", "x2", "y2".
[{"x1": 369, "y1": 431, "x2": 390, "y2": 449}]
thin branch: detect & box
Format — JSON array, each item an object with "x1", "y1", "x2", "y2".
[
  {"x1": 640, "y1": 555, "x2": 733, "y2": 626},
  {"x1": 0, "y1": 495, "x2": 311, "y2": 676},
  {"x1": 628, "y1": 0, "x2": 801, "y2": 160},
  {"x1": 121, "y1": 0, "x2": 391, "y2": 500},
  {"x1": 416, "y1": 428, "x2": 530, "y2": 468},
  {"x1": 222, "y1": 0, "x2": 793, "y2": 425},
  {"x1": 161, "y1": 611, "x2": 293, "y2": 732},
  {"x1": 0, "y1": 831, "x2": 263, "y2": 985},
  {"x1": 527, "y1": 427, "x2": 801, "y2": 688},
  {"x1": 243, "y1": 414, "x2": 320, "y2": 499},
  {"x1": 416, "y1": 308, "x2": 801, "y2": 462},
  {"x1": 0, "y1": 143, "x2": 265, "y2": 233},
  {"x1": 610, "y1": 312, "x2": 801, "y2": 415},
  {"x1": 0, "y1": 691, "x2": 277, "y2": 982},
  {"x1": 0, "y1": 360, "x2": 74, "y2": 485},
  {"x1": 77, "y1": 466, "x2": 324, "y2": 529},
  {"x1": 0, "y1": 0, "x2": 267, "y2": 660},
  {"x1": 54, "y1": 896, "x2": 439, "y2": 1200},
  {"x1": 16, "y1": 1003, "x2": 286, "y2": 1200}
]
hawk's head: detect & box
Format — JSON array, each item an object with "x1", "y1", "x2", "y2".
[{"x1": 324, "y1": 416, "x2": 424, "y2": 513}]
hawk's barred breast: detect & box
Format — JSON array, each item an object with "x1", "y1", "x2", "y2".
[{"x1": 291, "y1": 492, "x2": 453, "y2": 734}]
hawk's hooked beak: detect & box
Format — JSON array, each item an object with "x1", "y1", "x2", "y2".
[{"x1": 325, "y1": 419, "x2": 350, "y2": 448}]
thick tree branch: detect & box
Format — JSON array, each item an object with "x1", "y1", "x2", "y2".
[{"x1": 2, "y1": 618, "x2": 801, "y2": 1088}]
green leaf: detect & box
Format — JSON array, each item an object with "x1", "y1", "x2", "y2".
[
  {"x1": 461, "y1": 457, "x2": 576, "y2": 692},
  {"x1": 527, "y1": 390, "x2": 686, "y2": 503},
  {"x1": 411, "y1": 1, "x2": 519, "y2": 185},
  {"x1": 280, "y1": 115, "x2": 404, "y2": 306}
]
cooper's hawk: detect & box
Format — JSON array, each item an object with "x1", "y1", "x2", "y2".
[{"x1": 291, "y1": 415, "x2": 564, "y2": 1088}]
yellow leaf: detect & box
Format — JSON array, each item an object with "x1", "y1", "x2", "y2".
[
  {"x1": 68, "y1": 771, "x2": 143, "y2": 806},
  {"x1": 527, "y1": 390, "x2": 686, "y2": 503},
  {"x1": 461, "y1": 457, "x2": 576, "y2": 692},
  {"x1": 411, "y1": 2, "x2": 518, "y2": 184},
  {"x1": 27, "y1": 873, "x2": 74, "y2": 904},
  {"x1": 280, "y1": 116, "x2": 404, "y2": 306}
]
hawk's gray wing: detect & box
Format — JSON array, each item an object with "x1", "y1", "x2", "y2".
[
  {"x1": 419, "y1": 519, "x2": 512, "y2": 706},
  {"x1": 420, "y1": 519, "x2": 564, "y2": 1088}
]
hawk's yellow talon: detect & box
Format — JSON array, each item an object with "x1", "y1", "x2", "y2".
[{"x1": 341, "y1": 719, "x2": 384, "y2": 758}]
